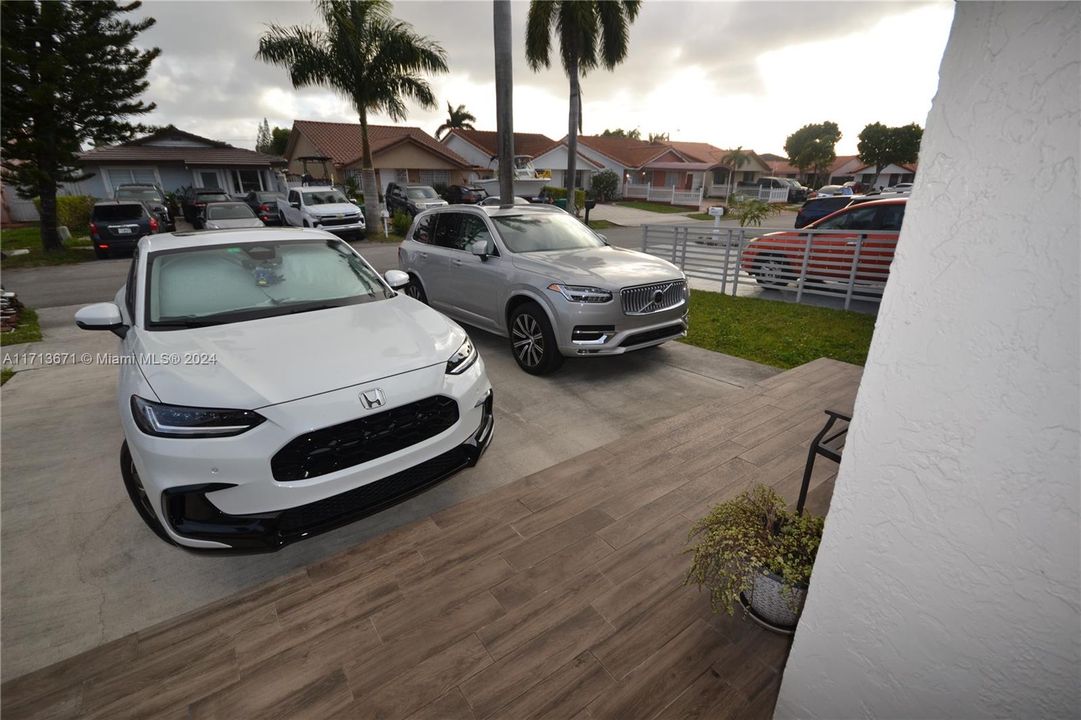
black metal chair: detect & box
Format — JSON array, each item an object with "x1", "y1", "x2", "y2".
[{"x1": 797, "y1": 410, "x2": 851, "y2": 515}]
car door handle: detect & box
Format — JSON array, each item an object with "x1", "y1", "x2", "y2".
[{"x1": 452, "y1": 258, "x2": 463, "y2": 266}]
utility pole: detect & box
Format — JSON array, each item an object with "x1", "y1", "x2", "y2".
[{"x1": 493, "y1": 0, "x2": 514, "y2": 205}]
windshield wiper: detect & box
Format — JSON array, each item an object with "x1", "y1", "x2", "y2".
[{"x1": 152, "y1": 318, "x2": 226, "y2": 329}]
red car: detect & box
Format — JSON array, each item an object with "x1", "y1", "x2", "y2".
[{"x1": 741, "y1": 197, "x2": 906, "y2": 288}]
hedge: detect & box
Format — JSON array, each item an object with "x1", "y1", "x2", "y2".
[
  {"x1": 541, "y1": 185, "x2": 587, "y2": 209},
  {"x1": 33, "y1": 195, "x2": 96, "y2": 232}
]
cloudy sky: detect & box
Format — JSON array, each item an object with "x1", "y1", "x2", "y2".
[{"x1": 135, "y1": 0, "x2": 955, "y2": 155}]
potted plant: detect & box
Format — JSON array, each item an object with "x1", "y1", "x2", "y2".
[{"x1": 685, "y1": 484, "x2": 825, "y2": 633}]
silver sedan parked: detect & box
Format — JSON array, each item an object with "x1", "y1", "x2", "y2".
[{"x1": 398, "y1": 205, "x2": 688, "y2": 374}]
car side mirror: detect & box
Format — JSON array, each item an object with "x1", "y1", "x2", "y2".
[
  {"x1": 290, "y1": 201, "x2": 300, "y2": 209},
  {"x1": 75, "y1": 302, "x2": 128, "y2": 338},
  {"x1": 384, "y1": 269, "x2": 410, "y2": 289},
  {"x1": 470, "y1": 239, "x2": 490, "y2": 260}
]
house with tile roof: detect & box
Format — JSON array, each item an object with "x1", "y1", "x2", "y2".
[
  {"x1": 441, "y1": 129, "x2": 603, "y2": 189},
  {"x1": 66, "y1": 125, "x2": 287, "y2": 199},
  {"x1": 283, "y1": 120, "x2": 473, "y2": 194},
  {"x1": 766, "y1": 154, "x2": 916, "y2": 190}
]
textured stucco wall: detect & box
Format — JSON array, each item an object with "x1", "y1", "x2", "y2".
[{"x1": 775, "y1": 3, "x2": 1080, "y2": 719}]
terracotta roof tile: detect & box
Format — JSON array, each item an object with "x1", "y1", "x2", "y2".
[
  {"x1": 291, "y1": 120, "x2": 470, "y2": 168},
  {"x1": 573, "y1": 136, "x2": 672, "y2": 168}
]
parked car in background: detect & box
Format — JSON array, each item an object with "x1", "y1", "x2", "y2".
[
  {"x1": 398, "y1": 204, "x2": 688, "y2": 375},
  {"x1": 756, "y1": 177, "x2": 793, "y2": 199},
  {"x1": 742, "y1": 197, "x2": 907, "y2": 288},
  {"x1": 479, "y1": 196, "x2": 532, "y2": 206},
  {"x1": 277, "y1": 186, "x2": 366, "y2": 240},
  {"x1": 89, "y1": 200, "x2": 160, "y2": 259},
  {"x1": 73, "y1": 228, "x2": 493, "y2": 551},
  {"x1": 243, "y1": 191, "x2": 286, "y2": 225},
  {"x1": 115, "y1": 183, "x2": 175, "y2": 231},
  {"x1": 795, "y1": 195, "x2": 861, "y2": 228},
  {"x1": 182, "y1": 188, "x2": 231, "y2": 226},
  {"x1": 811, "y1": 184, "x2": 846, "y2": 198},
  {"x1": 202, "y1": 202, "x2": 265, "y2": 230},
  {"x1": 386, "y1": 183, "x2": 448, "y2": 217},
  {"x1": 884, "y1": 182, "x2": 913, "y2": 193},
  {"x1": 443, "y1": 185, "x2": 489, "y2": 204},
  {"x1": 780, "y1": 178, "x2": 809, "y2": 203}
]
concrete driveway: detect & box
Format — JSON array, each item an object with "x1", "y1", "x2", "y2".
[{"x1": 1, "y1": 261, "x2": 777, "y2": 680}]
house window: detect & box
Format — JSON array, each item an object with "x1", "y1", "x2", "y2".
[
  {"x1": 196, "y1": 170, "x2": 222, "y2": 189},
  {"x1": 741, "y1": 171, "x2": 755, "y2": 183},
  {"x1": 712, "y1": 169, "x2": 729, "y2": 185},
  {"x1": 419, "y1": 170, "x2": 450, "y2": 187},
  {"x1": 231, "y1": 169, "x2": 264, "y2": 193},
  {"x1": 103, "y1": 167, "x2": 159, "y2": 194}
]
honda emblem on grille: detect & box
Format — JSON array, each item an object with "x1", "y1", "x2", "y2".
[{"x1": 360, "y1": 388, "x2": 386, "y2": 409}]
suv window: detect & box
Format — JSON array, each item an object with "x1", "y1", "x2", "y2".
[
  {"x1": 877, "y1": 204, "x2": 905, "y2": 231},
  {"x1": 412, "y1": 214, "x2": 434, "y2": 244},
  {"x1": 461, "y1": 215, "x2": 496, "y2": 255},
  {"x1": 818, "y1": 205, "x2": 879, "y2": 230},
  {"x1": 809, "y1": 197, "x2": 850, "y2": 214},
  {"x1": 432, "y1": 213, "x2": 468, "y2": 251},
  {"x1": 93, "y1": 204, "x2": 144, "y2": 222},
  {"x1": 288, "y1": 190, "x2": 299, "y2": 204}
]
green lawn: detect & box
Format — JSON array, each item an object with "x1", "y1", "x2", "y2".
[
  {"x1": 1, "y1": 307, "x2": 42, "y2": 347},
  {"x1": 682, "y1": 290, "x2": 876, "y2": 369},
  {"x1": 1, "y1": 224, "x2": 93, "y2": 268},
  {"x1": 587, "y1": 219, "x2": 615, "y2": 230},
  {"x1": 687, "y1": 212, "x2": 713, "y2": 221},
  {"x1": 1, "y1": 368, "x2": 13, "y2": 385},
  {"x1": 614, "y1": 200, "x2": 692, "y2": 214}
]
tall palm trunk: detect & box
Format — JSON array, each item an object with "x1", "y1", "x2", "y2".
[
  {"x1": 565, "y1": 57, "x2": 580, "y2": 216},
  {"x1": 357, "y1": 109, "x2": 380, "y2": 234},
  {"x1": 493, "y1": 0, "x2": 515, "y2": 204}
]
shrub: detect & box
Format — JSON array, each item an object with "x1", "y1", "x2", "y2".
[
  {"x1": 542, "y1": 185, "x2": 566, "y2": 199},
  {"x1": 32, "y1": 195, "x2": 96, "y2": 232},
  {"x1": 591, "y1": 170, "x2": 619, "y2": 201},
  {"x1": 391, "y1": 210, "x2": 413, "y2": 236},
  {"x1": 725, "y1": 197, "x2": 783, "y2": 227},
  {"x1": 685, "y1": 484, "x2": 824, "y2": 614}
]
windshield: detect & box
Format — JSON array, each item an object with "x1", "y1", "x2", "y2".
[
  {"x1": 145, "y1": 239, "x2": 392, "y2": 329},
  {"x1": 196, "y1": 192, "x2": 230, "y2": 202},
  {"x1": 116, "y1": 188, "x2": 162, "y2": 202},
  {"x1": 94, "y1": 204, "x2": 143, "y2": 221},
  {"x1": 302, "y1": 190, "x2": 349, "y2": 205},
  {"x1": 492, "y1": 213, "x2": 605, "y2": 253},
  {"x1": 207, "y1": 203, "x2": 256, "y2": 220},
  {"x1": 406, "y1": 187, "x2": 438, "y2": 199}
]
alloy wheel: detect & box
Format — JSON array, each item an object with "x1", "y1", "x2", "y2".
[
  {"x1": 758, "y1": 255, "x2": 786, "y2": 286},
  {"x1": 512, "y1": 313, "x2": 545, "y2": 368}
]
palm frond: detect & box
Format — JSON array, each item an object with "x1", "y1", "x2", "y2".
[{"x1": 525, "y1": 0, "x2": 556, "y2": 70}]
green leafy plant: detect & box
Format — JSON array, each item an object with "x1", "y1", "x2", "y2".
[
  {"x1": 685, "y1": 484, "x2": 824, "y2": 614},
  {"x1": 390, "y1": 210, "x2": 412, "y2": 236},
  {"x1": 590, "y1": 169, "x2": 619, "y2": 202},
  {"x1": 32, "y1": 195, "x2": 95, "y2": 232},
  {"x1": 725, "y1": 197, "x2": 783, "y2": 227}
]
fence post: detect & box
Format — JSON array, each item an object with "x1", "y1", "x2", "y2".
[
  {"x1": 733, "y1": 228, "x2": 745, "y2": 296},
  {"x1": 641, "y1": 224, "x2": 648, "y2": 252},
  {"x1": 720, "y1": 228, "x2": 733, "y2": 295},
  {"x1": 678, "y1": 226, "x2": 688, "y2": 270},
  {"x1": 843, "y1": 232, "x2": 866, "y2": 311},
  {"x1": 670, "y1": 227, "x2": 679, "y2": 263},
  {"x1": 795, "y1": 231, "x2": 814, "y2": 303}
]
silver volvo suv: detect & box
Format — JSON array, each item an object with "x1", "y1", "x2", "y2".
[{"x1": 398, "y1": 204, "x2": 688, "y2": 374}]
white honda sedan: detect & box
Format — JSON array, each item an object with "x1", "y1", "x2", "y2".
[{"x1": 76, "y1": 228, "x2": 493, "y2": 552}]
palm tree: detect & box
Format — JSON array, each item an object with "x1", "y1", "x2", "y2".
[
  {"x1": 257, "y1": 0, "x2": 447, "y2": 226},
  {"x1": 435, "y1": 102, "x2": 476, "y2": 140},
  {"x1": 526, "y1": 0, "x2": 641, "y2": 215},
  {"x1": 722, "y1": 146, "x2": 751, "y2": 199}
]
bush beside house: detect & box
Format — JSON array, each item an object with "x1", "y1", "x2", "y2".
[
  {"x1": 590, "y1": 170, "x2": 619, "y2": 202},
  {"x1": 32, "y1": 196, "x2": 95, "y2": 233}
]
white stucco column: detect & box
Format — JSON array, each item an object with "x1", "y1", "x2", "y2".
[{"x1": 775, "y1": 3, "x2": 1080, "y2": 718}]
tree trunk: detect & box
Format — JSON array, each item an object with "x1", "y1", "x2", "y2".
[
  {"x1": 493, "y1": 0, "x2": 515, "y2": 204},
  {"x1": 565, "y1": 59, "x2": 580, "y2": 216},
  {"x1": 358, "y1": 110, "x2": 380, "y2": 236},
  {"x1": 38, "y1": 178, "x2": 63, "y2": 254}
]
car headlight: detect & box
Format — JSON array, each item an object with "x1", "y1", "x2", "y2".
[
  {"x1": 130, "y1": 396, "x2": 266, "y2": 438},
  {"x1": 547, "y1": 283, "x2": 612, "y2": 303},
  {"x1": 446, "y1": 337, "x2": 478, "y2": 375}
]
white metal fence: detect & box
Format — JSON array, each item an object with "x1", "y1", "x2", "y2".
[
  {"x1": 622, "y1": 183, "x2": 704, "y2": 206},
  {"x1": 641, "y1": 224, "x2": 900, "y2": 310}
]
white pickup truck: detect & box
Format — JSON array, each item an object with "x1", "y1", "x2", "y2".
[{"x1": 278, "y1": 186, "x2": 366, "y2": 239}]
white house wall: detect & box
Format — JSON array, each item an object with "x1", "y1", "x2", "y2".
[
  {"x1": 775, "y1": 3, "x2": 1080, "y2": 718},
  {"x1": 442, "y1": 135, "x2": 492, "y2": 172}
]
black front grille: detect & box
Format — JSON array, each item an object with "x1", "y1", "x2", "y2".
[
  {"x1": 271, "y1": 395, "x2": 460, "y2": 482},
  {"x1": 619, "y1": 323, "x2": 685, "y2": 347},
  {"x1": 277, "y1": 446, "x2": 472, "y2": 533}
]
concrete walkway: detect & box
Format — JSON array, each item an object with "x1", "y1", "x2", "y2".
[{"x1": 590, "y1": 203, "x2": 704, "y2": 227}]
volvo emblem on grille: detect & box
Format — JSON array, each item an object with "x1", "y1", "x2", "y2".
[
  {"x1": 653, "y1": 290, "x2": 665, "y2": 304},
  {"x1": 360, "y1": 388, "x2": 386, "y2": 409}
]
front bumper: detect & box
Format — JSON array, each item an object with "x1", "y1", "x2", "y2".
[
  {"x1": 552, "y1": 299, "x2": 689, "y2": 357},
  {"x1": 314, "y1": 221, "x2": 366, "y2": 236},
  {"x1": 159, "y1": 391, "x2": 493, "y2": 552}
]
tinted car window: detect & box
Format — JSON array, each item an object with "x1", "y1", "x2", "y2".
[
  {"x1": 412, "y1": 214, "x2": 434, "y2": 244},
  {"x1": 807, "y1": 198, "x2": 850, "y2": 215},
  {"x1": 432, "y1": 213, "x2": 468, "y2": 251},
  {"x1": 817, "y1": 205, "x2": 879, "y2": 230},
  {"x1": 116, "y1": 188, "x2": 163, "y2": 202},
  {"x1": 461, "y1": 215, "x2": 496, "y2": 254},
  {"x1": 877, "y1": 204, "x2": 905, "y2": 231},
  {"x1": 94, "y1": 204, "x2": 144, "y2": 222},
  {"x1": 207, "y1": 203, "x2": 256, "y2": 220}
]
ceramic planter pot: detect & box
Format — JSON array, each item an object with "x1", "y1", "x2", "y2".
[{"x1": 744, "y1": 568, "x2": 808, "y2": 631}]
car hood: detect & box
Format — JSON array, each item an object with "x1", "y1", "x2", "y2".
[
  {"x1": 205, "y1": 218, "x2": 265, "y2": 229},
  {"x1": 309, "y1": 204, "x2": 361, "y2": 217},
  {"x1": 135, "y1": 294, "x2": 464, "y2": 410},
  {"x1": 509, "y1": 246, "x2": 683, "y2": 289}
]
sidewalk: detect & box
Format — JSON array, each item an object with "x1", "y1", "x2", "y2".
[{"x1": 589, "y1": 203, "x2": 705, "y2": 227}]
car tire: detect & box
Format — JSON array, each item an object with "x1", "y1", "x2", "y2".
[
  {"x1": 94, "y1": 247, "x2": 109, "y2": 260},
  {"x1": 404, "y1": 274, "x2": 428, "y2": 304},
  {"x1": 509, "y1": 302, "x2": 564, "y2": 375},
  {"x1": 754, "y1": 252, "x2": 791, "y2": 288},
  {"x1": 120, "y1": 441, "x2": 175, "y2": 545}
]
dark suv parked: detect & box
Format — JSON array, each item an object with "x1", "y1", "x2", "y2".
[
  {"x1": 181, "y1": 188, "x2": 231, "y2": 225},
  {"x1": 114, "y1": 183, "x2": 175, "y2": 231},
  {"x1": 90, "y1": 201, "x2": 159, "y2": 258},
  {"x1": 443, "y1": 185, "x2": 488, "y2": 204},
  {"x1": 795, "y1": 196, "x2": 860, "y2": 228},
  {"x1": 385, "y1": 183, "x2": 448, "y2": 217}
]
